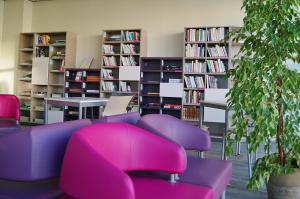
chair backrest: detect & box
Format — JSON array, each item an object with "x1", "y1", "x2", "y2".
[
  {"x1": 203, "y1": 89, "x2": 228, "y2": 123},
  {"x1": 0, "y1": 94, "x2": 20, "y2": 121},
  {"x1": 102, "y1": 95, "x2": 133, "y2": 117},
  {"x1": 71, "y1": 123, "x2": 186, "y2": 174},
  {"x1": 137, "y1": 114, "x2": 211, "y2": 151}
]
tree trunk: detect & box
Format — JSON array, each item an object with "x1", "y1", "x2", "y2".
[{"x1": 276, "y1": 78, "x2": 285, "y2": 166}]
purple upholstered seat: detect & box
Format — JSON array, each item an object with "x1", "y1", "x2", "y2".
[
  {"x1": 137, "y1": 114, "x2": 232, "y2": 199},
  {"x1": 0, "y1": 119, "x2": 20, "y2": 135},
  {"x1": 0, "y1": 119, "x2": 92, "y2": 181}
]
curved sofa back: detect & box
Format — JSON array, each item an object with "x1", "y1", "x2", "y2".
[
  {"x1": 137, "y1": 114, "x2": 211, "y2": 151},
  {"x1": 0, "y1": 119, "x2": 92, "y2": 181}
]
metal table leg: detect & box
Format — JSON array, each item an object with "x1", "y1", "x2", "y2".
[
  {"x1": 44, "y1": 100, "x2": 48, "y2": 124},
  {"x1": 222, "y1": 110, "x2": 229, "y2": 160},
  {"x1": 199, "y1": 104, "x2": 204, "y2": 127},
  {"x1": 79, "y1": 104, "x2": 83, "y2": 120}
]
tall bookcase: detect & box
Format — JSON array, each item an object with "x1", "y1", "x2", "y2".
[
  {"x1": 64, "y1": 68, "x2": 101, "y2": 121},
  {"x1": 100, "y1": 29, "x2": 146, "y2": 109},
  {"x1": 140, "y1": 57, "x2": 183, "y2": 119},
  {"x1": 182, "y1": 26, "x2": 240, "y2": 125},
  {"x1": 17, "y1": 32, "x2": 76, "y2": 124}
]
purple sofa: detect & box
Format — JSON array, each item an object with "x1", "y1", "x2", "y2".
[
  {"x1": 0, "y1": 112, "x2": 231, "y2": 199},
  {"x1": 136, "y1": 114, "x2": 232, "y2": 199},
  {"x1": 60, "y1": 123, "x2": 213, "y2": 199},
  {"x1": 0, "y1": 113, "x2": 141, "y2": 199}
]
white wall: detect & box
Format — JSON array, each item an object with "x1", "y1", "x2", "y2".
[
  {"x1": 0, "y1": 0, "x2": 32, "y2": 94},
  {"x1": 0, "y1": 0, "x2": 244, "y2": 94},
  {"x1": 0, "y1": 0, "x2": 4, "y2": 51},
  {"x1": 32, "y1": 0, "x2": 244, "y2": 66}
]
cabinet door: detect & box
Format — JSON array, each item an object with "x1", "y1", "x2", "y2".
[
  {"x1": 160, "y1": 83, "x2": 183, "y2": 98},
  {"x1": 119, "y1": 66, "x2": 140, "y2": 81},
  {"x1": 32, "y1": 57, "x2": 49, "y2": 85}
]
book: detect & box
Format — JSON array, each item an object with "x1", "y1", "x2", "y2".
[
  {"x1": 121, "y1": 56, "x2": 137, "y2": 66},
  {"x1": 186, "y1": 29, "x2": 206, "y2": 42},
  {"x1": 103, "y1": 56, "x2": 117, "y2": 66},
  {"x1": 184, "y1": 61, "x2": 206, "y2": 73},
  {"x1": 207, "y1": 27, "x2": 225, "y2": 42},
  {"x1": 122, "y1": 44, "x2": 137, "y2": 54},
  {"x1": 103, "y1": 45, "x2": 115, "y2": 54},
  {"x1": 185, "y1": 44, "x2": 205, "y2": 57},
  {"x1": 207, "y1": 45, "x2": 228, "y2": 57}
]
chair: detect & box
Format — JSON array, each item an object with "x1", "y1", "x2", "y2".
[
  {"x1": 60, "y1": 123, "x2": 213, "y2": 199},
  {"x1": 102, "y1": 94, "x2": 134, "y2": 117},
  {"x1": 0, "y1": 94, "x2": 20, "y2": 134},
  {"x1": 136, "y1": 114, "x2": 232, "y2": 199}
]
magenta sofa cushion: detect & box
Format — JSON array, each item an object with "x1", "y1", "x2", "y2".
[{"x1": 60, "y1": 123, "x2": 213, "y2": 199}]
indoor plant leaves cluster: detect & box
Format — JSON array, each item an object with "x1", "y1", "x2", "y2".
[{"x1": 226, "y1": 0, "x2": 300, "y2": 190}]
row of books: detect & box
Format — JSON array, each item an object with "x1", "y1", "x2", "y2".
[
  {"x1": 185, "y1": 44, "x2": 205, "y2": 57},
  {"x1": 206, "y1": 75, "x2": 218, "y2": 88},
  {"x1": 163, "y1": 104, "x2": 182, "y2": 110},
  {"x1": 207, "y1": 45, "x2": 228, "y2": 57},
  {"x1": 207, "y1": 27, "x2": 226, "y2": 42},
  {"x1": 183, "y1": 90, "x2": 203, "y2": 104},
  {"x1": 36, "y1": 35, "x2": 50, "y2": 45},
  {"x1": 102, "y1": 69, "x2": 115, "y2": 79},
  {"x1": 86, "y1": 75, "x2": 100, "y2": 82},
  {"x1": 184, "y1": 61, "x2": 206, "y2": 73},
  {"x1": 122, "y1": 31, "x2": 140, "y2": 41},
  {"x1": 206, "y1": 59, "x2": 226, "y2": 73},
  {"x1": 182, "y1": 107, "x2": 199, "y2": 121},
  {"x1": 184, "y1": 76, "x2": 205, "y2": 88},
  {"x1": 105, "y1": 34, "x2": 121, "y2": 42},
  {"x1": 122, "y1": 44, "x2": 137, "y2": 54},
  {"x1": 101, "y1": 81, "x2": 117, "y2": 91},
  {"x1": 103, "y1": 45, "x2": 115, "y2": 54},
  {"x1": 120, "y1": 82, "x2": 132, "y2": 92},
  {"x1": 121, "y1": 56, "x2": 137, "y2": 66},
  {"x1": 103, "y1": 56, "x2": 118, "y2": 66},
  {"x1": 186, "y1": 29, "x2": 206, "y2": 42}
]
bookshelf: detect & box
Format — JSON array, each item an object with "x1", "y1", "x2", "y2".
[
  {"x1": 64, "y1": 68, "x2": 101, "y2": 121},
  {"x1": 100, "y1": 29, "x2": 146, "y2": 110},
  {"x1": 182, "y1": 26, "x2": 240, "y2": 125},
  {"x1": 140, "y1": 57, "x2": 183, "y2": 119},
  {"x1": 17, "y1": 32, "x2": 76, "y2": 124}
]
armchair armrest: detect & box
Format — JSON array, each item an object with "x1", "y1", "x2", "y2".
[
  {"x1": 137, "y1": 114, "x2": 211, "y2": 151},
  {"x1": 60, "y1": 134, "x2": 135, "y2": 199}
]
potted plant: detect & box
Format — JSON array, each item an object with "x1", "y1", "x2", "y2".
[{"x1": 226, "y1": 0, "x2": 300, "y2": 198}]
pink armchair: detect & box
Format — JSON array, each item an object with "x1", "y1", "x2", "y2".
[
  {"x1": 60, "y1": 123, "x2": 213, "y2": 199},
  {"x1": 0, "y1": 94, "x2": 20, "y2": 133}
]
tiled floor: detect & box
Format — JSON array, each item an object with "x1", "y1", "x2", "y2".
[{"x1": 206, "y1": 142, "x2": 267, "y2": 199}]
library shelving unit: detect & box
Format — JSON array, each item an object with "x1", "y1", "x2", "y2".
[
  {"x1": 100, "y1": 29, "x2": 147, "y2": 110},
  {"x1": 182, "y1": 26, "x2": 240, "y2": 127},
  {"x1": 140, "y1": 57, "x2": 183, "y2": 119},
  {"x1": 17, "y1": 32, "x2": 76, "y2": 124},
  {"x1": 64, "y1": 68, "x2": 101, "y2": 121}
]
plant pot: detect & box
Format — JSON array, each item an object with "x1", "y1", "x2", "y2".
[{"x1": 267, "y1": 169, "x2": 300, "y2": 199}]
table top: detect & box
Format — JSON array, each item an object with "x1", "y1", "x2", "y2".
[
  {"x1": 200, "y1": 100, "x2": 228, "y2": 109},
  {"x1": 45, "y1": 97, "x2": 109, "y2": 103}
]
